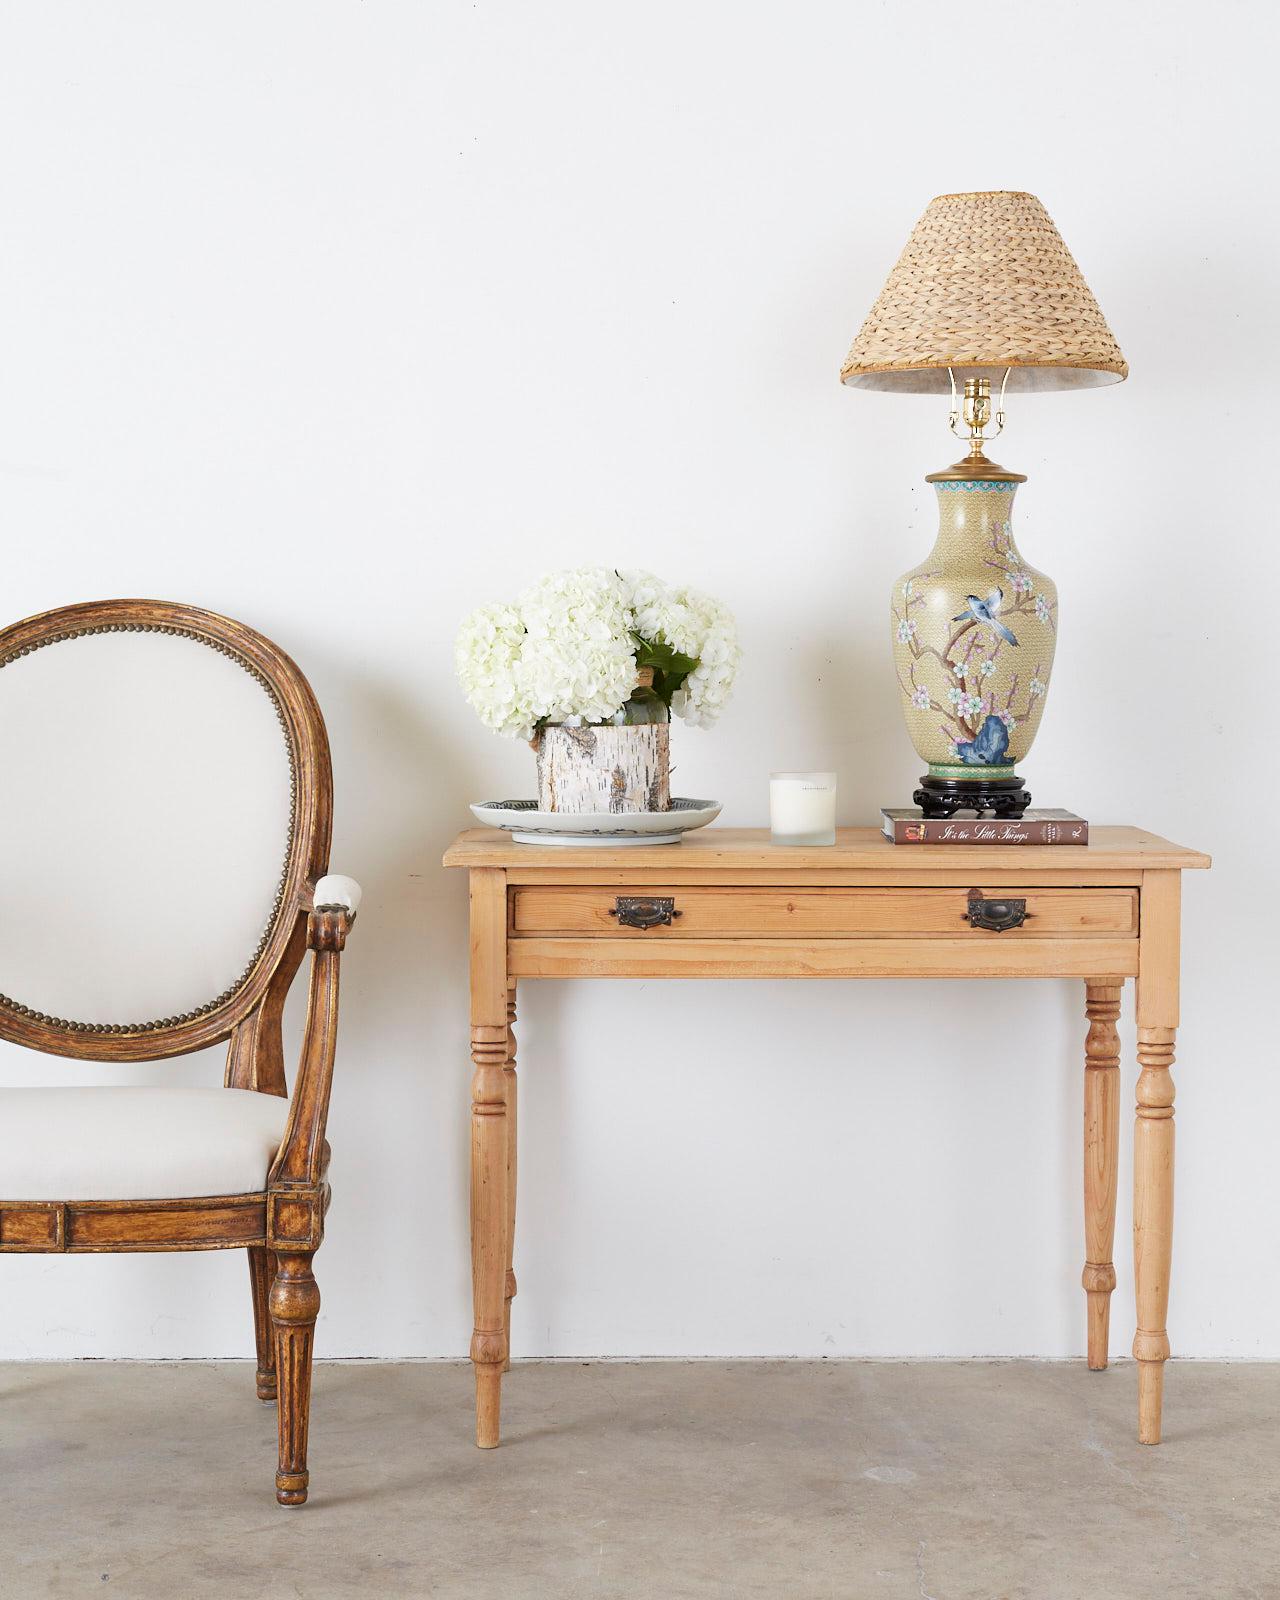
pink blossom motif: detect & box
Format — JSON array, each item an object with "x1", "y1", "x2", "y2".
[
  {"x1": 1034, "y1": 595, "x2": 1052, "y2": 624},
  {"x1": 1029, "y1": 677, "x2": 1046, "y2": 698},
  {"x1": 1010, "y1": 571, "x2": 1033, "y2": 596},
  {"x1": 896, "y1": 617, "x2": 917, "y2": 643},
  {"x1": 911, "y1": 686, "x2": 930, "y2": 710},
  {"x1": 997, "y1": 709, "x2": 1017, "y2": 730}
]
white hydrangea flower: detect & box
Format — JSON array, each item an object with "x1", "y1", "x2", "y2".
[
  {"x1": 516, "y1": 567, "x2": 638, "y2": 729},
  {"x1": 455, "y1": 566, "x2": 740, "y2": 737},
  {"x1": 620, "y1": 571, "x2": 741, "y2": 728},
  {"x1": 454, "y1": 602, "x2": 535, "y2": 739},
  {"x1": 618, "y1": 569, "x2": 679, "y2": 644},
  {"x1": 665, "y1": 588, "x2": 745, "y2": 732}
]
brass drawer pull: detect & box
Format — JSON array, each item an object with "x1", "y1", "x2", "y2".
[
  {"x1": 609, "y1": 896, "x2": 681, "y2": 929},
  {"x1": 965, "y1": 888, "x2": 1030, "y2": 932}
]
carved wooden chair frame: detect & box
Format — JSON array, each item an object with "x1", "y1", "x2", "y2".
[{"x1": 0, "y1": 598, "x2": 356, "y2": 1507}]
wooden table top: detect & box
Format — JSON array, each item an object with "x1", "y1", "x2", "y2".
[{"x1": 443, "y1": 825, "x2": 1211, "y2": 873}]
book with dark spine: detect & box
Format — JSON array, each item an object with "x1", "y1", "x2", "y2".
[{"x1": 881, "y1": 808, "x2": 1088, "y2": 845}]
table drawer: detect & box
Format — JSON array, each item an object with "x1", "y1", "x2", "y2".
[{"x1": 511, "y1": 885, "x2": 1138, "y2": 939}]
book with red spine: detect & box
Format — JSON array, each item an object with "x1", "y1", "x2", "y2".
[{"x1": 881, "y1": 808, "x2": 1088, "y2": 845}]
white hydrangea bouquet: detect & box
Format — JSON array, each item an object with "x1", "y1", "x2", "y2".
[{"x1": 456, "y1": 567, "x2": 739, "y2": 814}]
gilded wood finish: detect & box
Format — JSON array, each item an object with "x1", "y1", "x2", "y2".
[
  {"x1": 446, "y1": 825, "x2": 1208, "y2": 1450},
  {"x1": 0, "y1": 599, "x2": 332, "y2": 1062},
  {"x1": 0, "y1": 599, "x2": 353, "y2": 1507},
  {"x1": 249, "y1": 1245, "x2": 279, "y2": 1401}
]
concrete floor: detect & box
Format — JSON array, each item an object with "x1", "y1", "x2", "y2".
[{"x1": 2, "y1": 1361, "x2": 1277, "y2": 1599}]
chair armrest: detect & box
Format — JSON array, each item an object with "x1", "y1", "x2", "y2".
[{"x1": 267, "y1": 875, "x2": 362, "y2": 1193}]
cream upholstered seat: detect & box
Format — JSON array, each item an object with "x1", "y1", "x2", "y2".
[{"x1": 0, "y1": 1087, "x2": 289, "y2": 1201}]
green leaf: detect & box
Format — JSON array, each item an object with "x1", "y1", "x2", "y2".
[{"x1": 632, "y1": 632, "x2": 699, "y2": 699}]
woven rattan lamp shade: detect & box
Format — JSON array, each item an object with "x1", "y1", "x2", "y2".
[{"x1": 841, "y1": 191, "x2": 1127, "y2": 395}]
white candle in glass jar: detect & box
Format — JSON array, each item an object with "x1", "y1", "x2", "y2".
[{"x1": 769, "y1": 771, "x2": 837, "y2": 846}]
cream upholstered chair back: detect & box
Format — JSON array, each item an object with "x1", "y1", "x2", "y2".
[{"x1": 0, "y1": 600, "x2": 332, "y2": 1061}]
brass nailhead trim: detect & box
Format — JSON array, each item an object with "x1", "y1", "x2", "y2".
[{"x1": 0, "y1": 622, "x2": 298, "y2": 1035}]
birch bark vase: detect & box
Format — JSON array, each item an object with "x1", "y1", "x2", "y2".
[{"x1": 535, "y1": 723, "x2": 671, "y2": 813}]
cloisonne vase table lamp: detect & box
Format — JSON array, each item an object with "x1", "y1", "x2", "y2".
[{"x1": 842, "y1": 191, "x2": 1127, "y2": 818}]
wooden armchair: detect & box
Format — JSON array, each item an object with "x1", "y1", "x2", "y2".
[{"x1": 0, "y1": 599, "x2": 359, "y2": 1506}]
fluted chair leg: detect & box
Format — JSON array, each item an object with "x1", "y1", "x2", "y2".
[
  {"x1": 248, "y1": 1246, "x2": 278, "y2": 1402},
  {"x1": 271, "y1": 1251, "x2": 321, "y2": 1505}
]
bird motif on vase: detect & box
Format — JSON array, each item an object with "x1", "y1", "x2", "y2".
[{"x1": 953, "y1": 588, "x2": 1019, "y2": 646}]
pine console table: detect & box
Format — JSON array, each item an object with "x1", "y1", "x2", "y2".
[{"x1": 443, "y1": 825, "x2": 1209, "y2": 1450}]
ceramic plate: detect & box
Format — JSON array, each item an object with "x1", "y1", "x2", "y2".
[{"x1": 470, "y1": 797, "x2": 722, "y2": 846}]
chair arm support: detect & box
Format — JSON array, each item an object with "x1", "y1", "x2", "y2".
[
  {"x1": 305, "y1": 873, "x2": 360, "y2": 957},
  {"x1": 267, "y1": 876, "x2": 361, "y2": 1190}
]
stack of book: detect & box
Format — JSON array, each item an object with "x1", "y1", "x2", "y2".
[{"x1": 881, "y1": 808, "x2": 1088, "y2": 846}]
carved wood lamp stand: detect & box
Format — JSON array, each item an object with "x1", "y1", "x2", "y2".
[{"x1": 445, "y1": 825, "x2": 1208, "y2": 1451}]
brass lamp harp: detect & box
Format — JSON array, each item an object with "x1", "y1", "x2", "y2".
[{"x1": 948, "y1": 367, "x2": 1011, "y2": 461}]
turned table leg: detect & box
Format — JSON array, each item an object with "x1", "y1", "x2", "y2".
[
  {"x1": 1133, "y1": 870, "x2": 1180, "y2": 1444},
  {"x1": 1083, "y1": 981, "x2": 1121, "y2": 1369},
  {"x1": 1134, "y1": 1025, "x2": 1176, "y2": 1442},
  {"x1": 504, "y1": 983, "x2": 518, "y2": 1372},
  {"x1": 470, "y1": 868, "x2": 510, "y2": 1448}
]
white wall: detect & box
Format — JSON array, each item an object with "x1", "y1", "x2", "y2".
[{"x1": 0, "y1": 0, "x2": 1275, "y2": 1361}]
